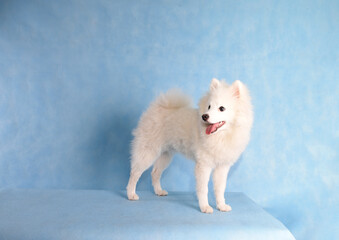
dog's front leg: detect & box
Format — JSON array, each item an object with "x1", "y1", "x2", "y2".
[
  {"x1": 195, "y1": 163, "x2": 213, "y2": 213},
  {"x1": 213, "y1": 164, "x2": 232, "y2": 212}
]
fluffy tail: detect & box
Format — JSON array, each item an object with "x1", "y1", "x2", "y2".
[{"x1": 156, "y1": 89, "x2": 192, "y2": 109}]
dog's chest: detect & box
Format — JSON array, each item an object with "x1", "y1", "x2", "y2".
[{"x1": 203, "y1": 134, "x2": 248, "y2": 166}]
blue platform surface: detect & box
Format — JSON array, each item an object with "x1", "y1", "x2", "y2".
[{"x1": 0, "y1": 189, "x2": 295, "y2": 240}]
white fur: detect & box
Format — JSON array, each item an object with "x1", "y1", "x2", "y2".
[{"x1": 127, "y1": 79, "x2": 253, "y2": 213}]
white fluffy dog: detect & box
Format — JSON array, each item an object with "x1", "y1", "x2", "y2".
[{"x1": 127, "y1": 79, "x2": 253, "y2": 213}]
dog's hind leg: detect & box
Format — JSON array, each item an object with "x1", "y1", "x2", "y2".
[
  {"x1": 127, "y1": 148, "x2": 160, "y2": 201},
  {"x1": 151, "y1": 151, "x2": 173, "y2": 196}
]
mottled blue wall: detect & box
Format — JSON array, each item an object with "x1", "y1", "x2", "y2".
[{"x1": 0, "y1": 0, "x2": 338, "y2": 239}]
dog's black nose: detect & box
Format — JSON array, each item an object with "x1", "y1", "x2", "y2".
[{"x1": 202, "y1": 114, "x2": 209, "y2": 122}]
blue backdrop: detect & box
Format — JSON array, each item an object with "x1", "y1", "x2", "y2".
[{"x1": 0, "y1": 0, "x2": 338, "y2": 239}]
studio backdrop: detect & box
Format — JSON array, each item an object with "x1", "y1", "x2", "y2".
[{"x1": 0, "y1": 0, "x2": 338, "y2": 239}]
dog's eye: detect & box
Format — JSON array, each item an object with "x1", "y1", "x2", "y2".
[
  {"x1": 219, "y1": 106, "x2": 225, "y2": 112},
  {"x1": 208, "y1": 105, "x2": 211, "y2": 110}
]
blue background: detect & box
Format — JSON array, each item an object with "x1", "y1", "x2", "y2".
[{"x1": 0, "y1": 0, "x2": 338, "y2": 239}]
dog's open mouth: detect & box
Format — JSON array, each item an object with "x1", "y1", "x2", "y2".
[{"x1": 205, "y1": 121, "x2": 225, "y2": 135}]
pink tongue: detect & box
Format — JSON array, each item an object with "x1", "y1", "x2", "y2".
[{"x1": 206, "y1": 123, "x2": 219, "y2": 135}]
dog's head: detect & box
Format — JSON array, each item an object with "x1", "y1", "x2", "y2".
[{"x1": 199, "y1": 78, "x2": 245, "y2": 135}]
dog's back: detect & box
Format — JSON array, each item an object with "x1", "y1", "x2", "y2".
[{"x1": 132, "y1": 89, "x2": 199, "y2": 159}]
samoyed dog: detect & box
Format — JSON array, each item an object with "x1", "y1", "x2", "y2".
[{"x1": 127, "y1": 79, "x2": 253, "y2": 213}]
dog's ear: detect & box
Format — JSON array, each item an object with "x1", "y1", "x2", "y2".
[
  {"x1": 210, "y1": 78, "x2": 220, "y2": 91},
  {"x1": 232, "y1": 80, "x2": 242, "y2": 98}
]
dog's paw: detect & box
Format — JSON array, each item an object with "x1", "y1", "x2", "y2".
[
  {"x1": 200, "y1": 205, "x2": 214, "y2": 214},
  {"x1": 127, "y1": 193, "x2": 139, "y2": 201},
  {"x1": 217, "y1": 203, "x2": 232, "y2": 212},
  {"x1": 155, "y1": 190, "x2": 168, "y2": 196}
]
